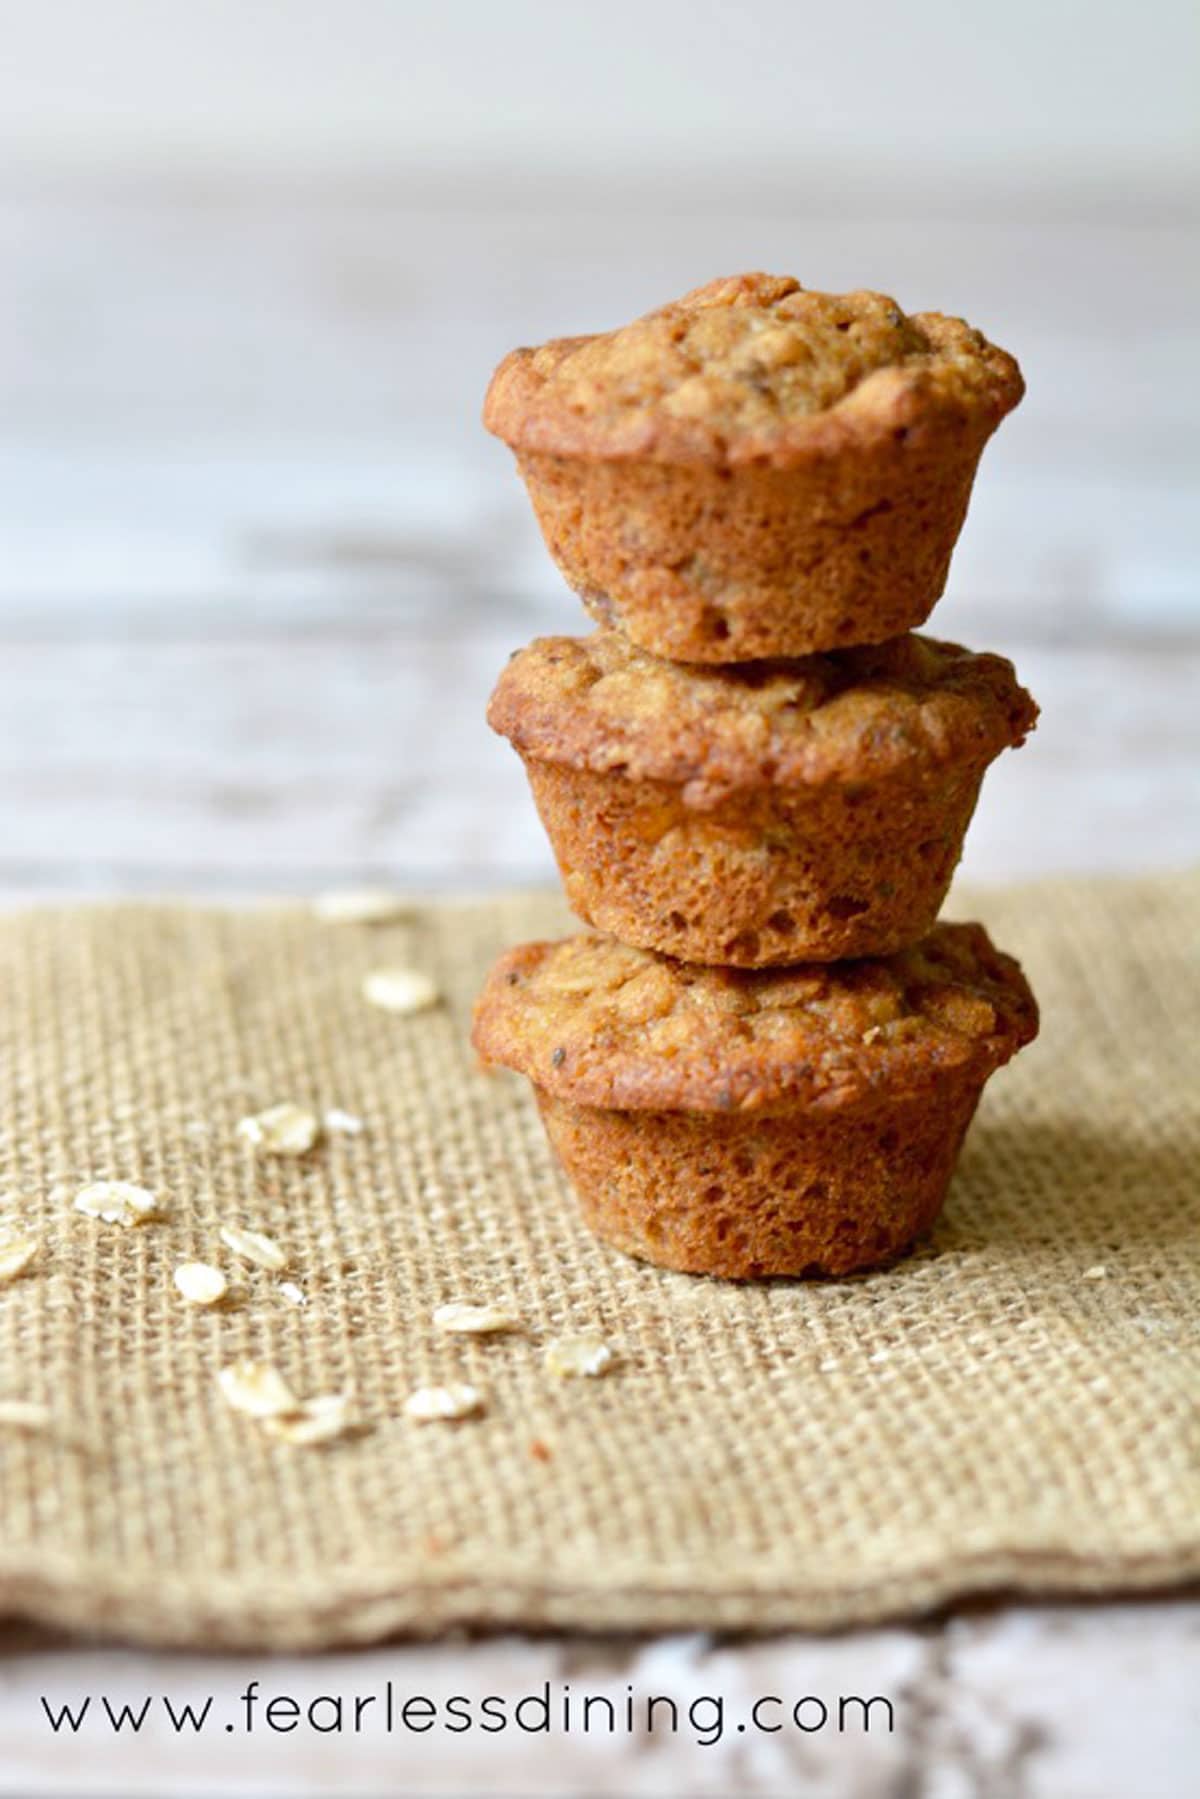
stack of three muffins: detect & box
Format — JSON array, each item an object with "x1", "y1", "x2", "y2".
[{"x1": 474, "y1": 275, "x2": 1039, "y2": 1280}]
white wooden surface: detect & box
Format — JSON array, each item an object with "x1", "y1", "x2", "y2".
[
  {"x1": 5, "y1": 0, "x2": 1196, "y2": 182},
  {"x1": 0, "y1": 177, "x2": 1197, "y2": 1797}
]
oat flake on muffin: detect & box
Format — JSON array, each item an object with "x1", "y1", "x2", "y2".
[
  {"x1": 486, "y1": 273, "x2": 1021, "y2": 465},
  {"x1": 485, "y1": 273, "x2": 1024, "y2": 661},
  {"x1": 474, "y1": 925, "x2": 1037, "y2": 1115},
  {"x1": 488, "y1": 629, "x2": 1036, "y2": 965},
  {"x1": 472, "y1": 925, "x2": 1037, "y2": 1279},
  {"x1": 490, "y1": 629, "x2": 1036, "y2": 806}
]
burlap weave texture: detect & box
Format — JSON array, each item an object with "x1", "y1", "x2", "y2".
[{"x1": 0, "y1": 872, "x2": 1196, "y2": 1648}]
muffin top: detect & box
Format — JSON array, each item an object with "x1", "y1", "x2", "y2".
[
  {"x1": 473, "y1": 924, "x2": 1037, "y2": 1116},
  {"x1": 489, "y1": 629, "x2": 1037, "y2": 807},
  {"x1": 484, "y1": 274, "x2": 1023, "y2": 465}
]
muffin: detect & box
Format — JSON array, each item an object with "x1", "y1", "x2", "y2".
[
  {"x1": 484, "y1": 274, "x2": 1023, "y2": 662},
  {"x1": 488, "y1": 628, "x2": 1037, "y2": 966},
  {"x1": 473, "y1": 925, "x2": 1037, "y2": 1278}
]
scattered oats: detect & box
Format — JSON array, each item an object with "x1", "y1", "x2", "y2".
[
  {"x1": 433, "y1": 1301, "x2": 521, "y2": 1336},
  {"x1": 324, "y1": 1108, "x2": 364, "y2": 1136},
  {"x1": 544, "y1": 1335, "x2": 614, "y2": 1379},
  {"x1": 236, "y1": 1102, "x2": 321, "y2": 1156},
  {"x1": 1090, "y1": 1375, "x2": 1112, "y2": 1393},
  {"x1": 818, "y1": 1358, "x2": 839, "y2": 1374},
  {"x1": 73, "y1": 1180, "x2": 162, "y2": 1227},
  {"x1": 219, "y1": 1223, "x2": 288, "y2": 1272},
  {"x1": 263, "y1": 1390, "x2": 356, "y2": 1446},
  {"x1": 218, "y1": 1360, "x2": 298, "y2": 1419},
  {"x1": 173, "y1": 1262, "x2": 228, "y2": 1306},
  {"x1": 278, "y1": 1281, "x2": 308, "y2": 1308},
  {"x1": 362, "y1": 967, "x2": 441, "y2": 1016},
  {"x1": 313, "y1": 887, "x2": 410, "y2": 925},
  {"x1": 868, "y1": 1349, "x2": 891, "y2": 1364},
  {"x1": 1083, "y1": 1264, "x2": 1109, "y2": 1281},
  {"x1": 0, "y1": 1399, "x2": 52, "y2": 1432},
  {"x1": 861, "y1": 1025, "x2": 884, "y2": 1045},
  {"x1": 0, "y1": 1237, "x2": 39, "y2": 1284},
  {"x1": 404, "y1": 1382, "x2": 484, "y2": 1423}
]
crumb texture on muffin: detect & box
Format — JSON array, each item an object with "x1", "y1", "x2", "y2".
[
  {"x1": 490, "y1": 629, "x2": 1036, "y2": 807},
  {"x1": 521, "y1": 759, "x2": 989, "y2": 966},
  {"x1": 536, "y1": 1085, "x2": 980, "y2": 1279},
  {"x1": 472, "y1": 925, "x2": 1038, "y2": 1116},
  {"x1": 484, "y1": 273, "x2": 1023, "y2": 464}
]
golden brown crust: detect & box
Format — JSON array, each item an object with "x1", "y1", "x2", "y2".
[
  {"x1": 535, "y1": 1082, "x2": 982, "y2": 1278},
  {"x1": 486, "y1": 272, "x2": 1025, "y2": 662},
  {"x1": 488, "y1": 629, "x2": 1037, "y2": 808},
  {"x1": 521, "y1": 759, "x2": 989, "y2": 966},
  {"x1": 472, "y1": 924, "x2": 1038, "y2": 1116},
  {"x1": 492, "y1": 632, "x2": 1037, "y2": 963},
  {"x1": 515, "y1": 444, "x2": 982, "y2": 661},
  {"x1": 484, "y1": 273, "x2": 1023, "y2": 469}
]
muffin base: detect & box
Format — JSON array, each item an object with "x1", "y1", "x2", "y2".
[
  {"x1": 536, "y1": 1079, "x2": 983, "y2": 1279},
  {"x1": 514, "y1": 420, "x2": 988, "y2": 661},
  {"x1": 524, "y1": 757, "x2": 987, "y2": 965}
]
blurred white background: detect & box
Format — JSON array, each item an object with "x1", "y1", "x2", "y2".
[
  {"x1": 0, "y1": 0, "x2": 1196, "y2": 895},
  {"x1": 2, "y1": 0, "x2": 1196, "y2": 179}
]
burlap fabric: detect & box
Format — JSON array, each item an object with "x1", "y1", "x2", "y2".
[{"x1": 0, "y1": 872, "x2": 1196, "y2": 1649}]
